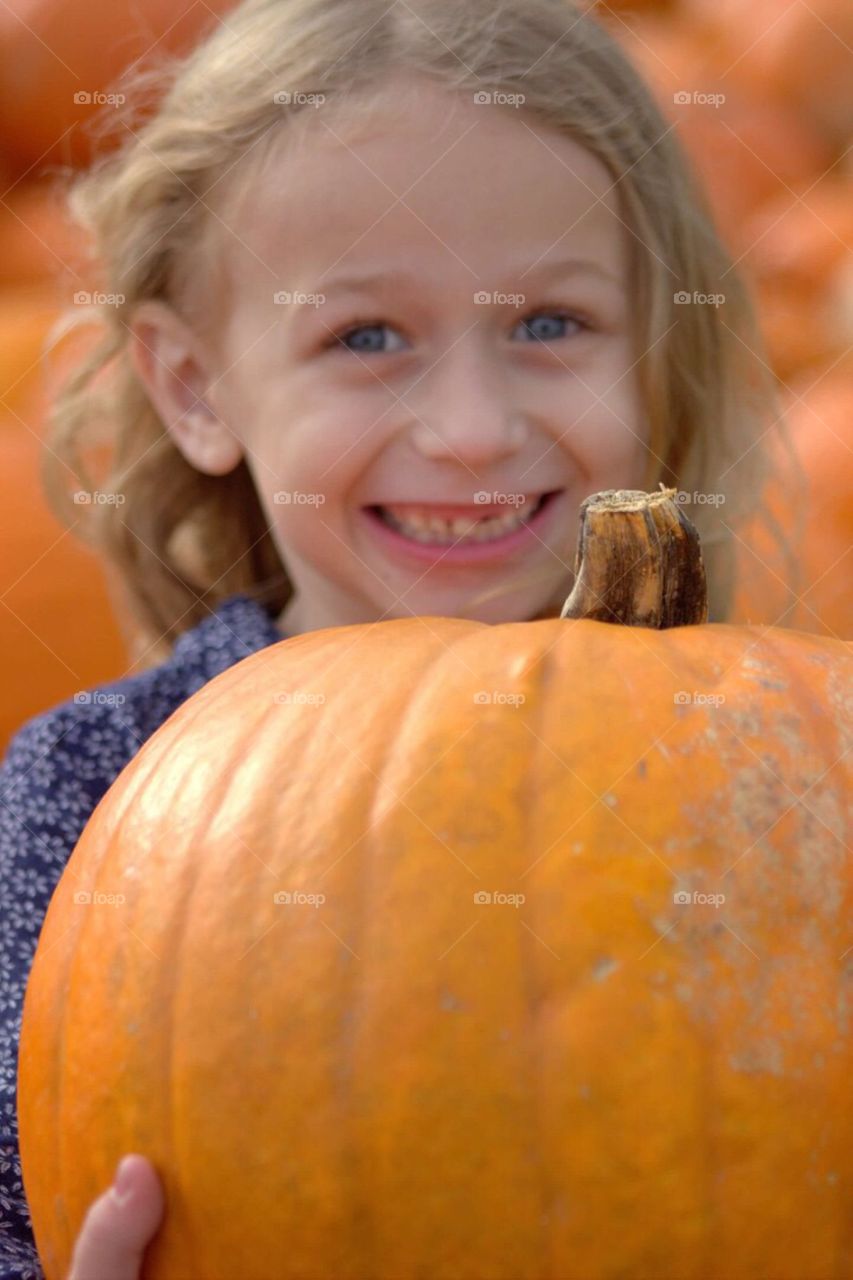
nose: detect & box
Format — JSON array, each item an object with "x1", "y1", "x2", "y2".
[{"x1": 407, "y1": 345, "x2": 527, "y2": 466}]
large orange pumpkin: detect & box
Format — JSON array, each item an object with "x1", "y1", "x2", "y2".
[{"x1": 18, "y1": 491, "x2": 852, "y2": 1280}]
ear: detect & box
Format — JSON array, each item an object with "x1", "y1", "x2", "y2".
[{"x1": 127, "y1": 300, "x2": 243, "y2": 476}]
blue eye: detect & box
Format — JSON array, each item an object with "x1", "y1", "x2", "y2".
[
  {"x1": 329, "y1": 308, "x2": 588, "y2": 354},
  {"x1": 516, "y1": 311, "x2": 586, "y2": 342},
  {"x1": 333, "y1": 322, "x2": 406, "y2": 354}
]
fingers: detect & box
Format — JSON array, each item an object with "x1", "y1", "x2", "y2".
[{"x1": 68, "y1": 1155, "x2": 165, "y2": 1280}]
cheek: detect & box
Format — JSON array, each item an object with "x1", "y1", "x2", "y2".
[
  {"x1": 558, "y1": 407, "x2": 648, "y2": 481},
  {"x1": 568, "y1": 361, "x2": 647, "y2": 469}
]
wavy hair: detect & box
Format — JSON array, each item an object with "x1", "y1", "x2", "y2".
[{"x1": 40, "y1": 0, "x2": 793, "y2": 666}]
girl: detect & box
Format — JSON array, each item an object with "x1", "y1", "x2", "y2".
[{"x1": 1, "y1": 0, "x2": 785, "y2": 1275}]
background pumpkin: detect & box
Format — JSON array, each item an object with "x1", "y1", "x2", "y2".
[
  {"x1": 18, "y1": 492, "x2": 853, "y2": 1280},
  {"x1": 2, "y1": 0, "x2": 851, "y2": 753},
  {"x1": 0, "y1": 0, "x2": 237, "y2": 174},
  {"x1": 0, "y1": 181, "x2": 88, "y2": 287},
  {"x1": 682, "y1": 0, "x2": 853, "y2": 149},
  {"x1": 736, "y1": 179, "x2": 853, "y2": 384},
  {"x1": 601, "y1": 2, "x2": 852, "y2": 636},
  {"x1": 607, "y1": 17, "x2": 834, "y2": 254},
  {"x1": 0, "y1": 280, "x2": 128, "y2": 754},
  {"x1": 730, "y1": 370, "x2": 853, "y2": 638}
]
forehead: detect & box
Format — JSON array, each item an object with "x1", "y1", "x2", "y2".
[{"x1": 219, "y1": 74, "x2": 627, "y2": 303}]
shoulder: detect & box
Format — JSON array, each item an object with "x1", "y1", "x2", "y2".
[{"x1": 0, "y1": 592, "x2": 283, "y2": 871}]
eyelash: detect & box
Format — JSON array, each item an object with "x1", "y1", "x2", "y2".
[{"x1": 326, "y1": 307, "x2": 593, "y2": 352}]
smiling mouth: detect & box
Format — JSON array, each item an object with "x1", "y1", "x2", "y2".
[{"x1": 365, "y1": 490, "x2": 561, "y2": 546}]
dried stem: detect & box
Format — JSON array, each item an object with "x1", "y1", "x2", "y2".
[{"x1": 560, "y1": 487, "x2": 708, "y2": 628}]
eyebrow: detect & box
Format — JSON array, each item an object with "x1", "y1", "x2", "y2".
[{"x1": 315, "y1": 257, "x2": 620, "y2": 295}]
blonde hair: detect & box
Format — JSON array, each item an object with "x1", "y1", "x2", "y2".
[{"x1": 41, "y1": 0, "x2": 792, "y2": 665}]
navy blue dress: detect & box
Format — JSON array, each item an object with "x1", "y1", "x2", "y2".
[{"x1": 0, "y1": 594, "x2": 284, "y2": 1278}]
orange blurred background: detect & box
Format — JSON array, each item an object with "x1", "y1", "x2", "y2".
[{"x1": 0, "y1": 0, "x2": 850, "y2": 754}]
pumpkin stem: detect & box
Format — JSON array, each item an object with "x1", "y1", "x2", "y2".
[{"x1": 560, "y1": 487, "x2": 708, "y2": 628}]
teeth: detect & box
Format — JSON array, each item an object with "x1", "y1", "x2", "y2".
[{"x1": 379, "y1": 497, "x2": 543, "y2": 544}]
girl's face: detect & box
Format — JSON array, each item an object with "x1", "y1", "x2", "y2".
[{"x1": 135, "y1": 74, "x2": 650, "y2": 637}]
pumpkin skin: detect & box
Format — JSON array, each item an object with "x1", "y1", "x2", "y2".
[{"x1": 18, "y1": 610, "x2": 852, "y2": 1279}]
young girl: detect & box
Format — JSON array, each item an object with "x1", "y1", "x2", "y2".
[{"x1": 1, "y1": 0, "x2": 784, "y2": 1275}]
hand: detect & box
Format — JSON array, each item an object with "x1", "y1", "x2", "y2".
[{"x1": 67, "y1": 1155, "x2": 164, "y2": 1280}]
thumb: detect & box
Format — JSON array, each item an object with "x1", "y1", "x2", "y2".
[{"x1": 68, "y1": 1155, "x2": 165, "y2": 1280}]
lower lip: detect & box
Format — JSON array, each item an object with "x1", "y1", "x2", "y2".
[{"x1": 359, "y1": 491, "x2": 563, "y2": 565}]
